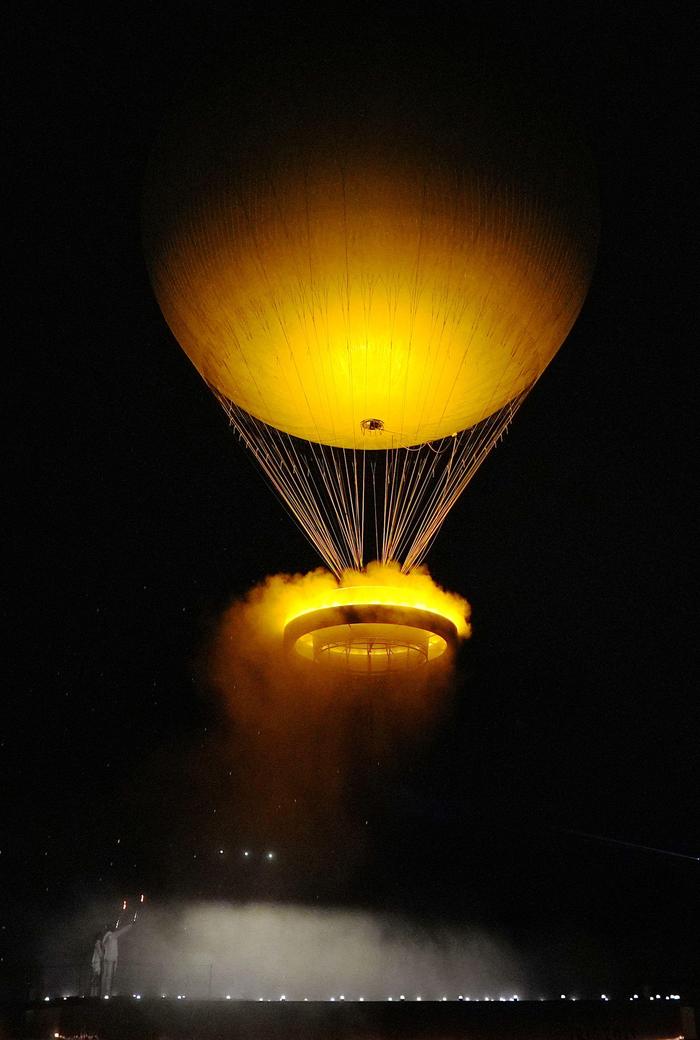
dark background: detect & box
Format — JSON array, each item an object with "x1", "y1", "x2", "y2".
[{"x1": 4, "y1": 1, "x2": 697, "y2": 995}]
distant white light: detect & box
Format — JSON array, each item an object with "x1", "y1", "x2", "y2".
[
  {"x1": 243, "y1": 850, "x2": 250, "y2": 857},
  {"x1": 388, "y1": 997, "x2": 393, "y2": 1001},
  {"x1": 219, "y1": 849, "x2": 224, "y2": 855},
  {"x1": 104, "y1": 995, "x2": 109, "y2": 1001},
  {"x1": 416, "y1": 995, "x2": 422, "y2": 1001},
  {"x1": 44, "y1": 997, "x2": 50, "y2": 1002},
  {"x1": 330, "y1": 996, "x2": 336, "y2": 1002},
  {"x1": 656, "y1": 994, "x2": 661, "y2": 999},
  {"x1": 339, "y1": 995, "x2": 345, "y2": 1001},
  {"x1": 161, "y1": 994, "x2": 167, "y2": 999},
  {"x1": 280, "y1": 995, "x2": 286, "y2": 1001},
  {"x1": 561, "y1": 994, "x2": 566, "y2": 999},
  {"x1": 359, "y1": 996, "x2": 365, "y2": 1002},
  {"x1": 601, "y1": 994, "x2": 608, "y2": 1001},
  {"x1": 258, "y1": 997, "x2": 264, "y2": 1002},
  {"x1": 226, "y1": 994, "x2": 231, "y2": 1000},
  {"x1": 266, "y1": 851, "x2": 275, "y2": 860},
  {"x1": 633, "y1": 994, "x2": 639, "y2": 999},
  {"x1": 400, "y1": 994, "x2": 406, "y2": 1001},
  {"x1": 441, "y1": 996, "x2": 447, "y2": 1001}
]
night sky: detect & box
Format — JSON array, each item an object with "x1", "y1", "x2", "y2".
[{"x1": 5, "y1": 2, "x2": 698, "y2": 995}]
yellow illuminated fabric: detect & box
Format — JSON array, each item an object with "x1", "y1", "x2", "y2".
[{"x1": 146, "y1": 146, "x2": 596, "y2": 450}]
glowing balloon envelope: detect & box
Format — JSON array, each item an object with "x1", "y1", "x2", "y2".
[{"x1": 144, "y1": 67, "x2": 597, "y2": 577}]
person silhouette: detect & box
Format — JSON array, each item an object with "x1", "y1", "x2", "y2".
[
  {"x1": 100, "y1": 921, "x2": 133, "y2": 997},
  {"x1": 89, "y1": 932, "x2": 103, "y2": 996}
]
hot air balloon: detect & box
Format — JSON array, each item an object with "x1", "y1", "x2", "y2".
[{"x1": 143, "y1": 63, "x2": 597, "y2": 673}]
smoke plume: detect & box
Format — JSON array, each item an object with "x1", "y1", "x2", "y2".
[
  {"x1": 207, "y1": 564, "x2": 469, "y2": 885},
  {"x1": 40, "y1": 900, "x2": 526, "y2": 1001}
]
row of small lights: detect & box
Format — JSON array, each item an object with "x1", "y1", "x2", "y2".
[
  {"x1": 630, "y1": 994, "x2": 682, "y2": 1001},
  {"x1": 46, "y1": 992, "x2": 683, "y2": 1003},
  {"x1": 218, "y1": 850, "x2": 275, "y2": 859}
]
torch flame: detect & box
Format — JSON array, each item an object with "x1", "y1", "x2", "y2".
[{"x1": 279, "y1": 561, "x2": 470, "y2": 641}]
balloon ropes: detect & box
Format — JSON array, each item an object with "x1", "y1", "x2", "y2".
[{"x1": 144, "y1": 66, "x2": 598, "y2": 578}]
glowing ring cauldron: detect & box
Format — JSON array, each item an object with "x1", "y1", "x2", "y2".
[{"x1": 284, "y1": 599, "x2": 457, "y2": 675}]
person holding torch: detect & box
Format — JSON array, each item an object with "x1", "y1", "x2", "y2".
[{"x1": 100, "y1": 895, "x2": 143, "y2": 997}]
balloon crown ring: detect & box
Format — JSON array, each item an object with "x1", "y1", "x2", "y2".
[{"x1": 360, "y1": 417, "x2": 385, "y2": 433}]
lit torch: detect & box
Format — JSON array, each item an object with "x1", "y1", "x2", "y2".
[
  {"x1": 133, "y1": 894, "x2": 144, "y2": 923},
  {"x1": 115, "y1": 899, "x2": 127, "y2": 929}
]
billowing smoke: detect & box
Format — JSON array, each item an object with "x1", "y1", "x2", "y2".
[
  {"x1": 40, "y1": 901, "x2": 526, "y2": 1001},
  {"x1": 207, "y1": 564, "x2": 469, "y2": 886}
]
